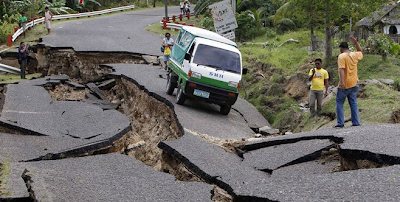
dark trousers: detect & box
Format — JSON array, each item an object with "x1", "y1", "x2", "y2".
[
  {"x1": 20, "y1": 59, "x2": 28, "y2": 79},
  {"x1": 309, "y1": 90, "x2": 324, "y2": 117}
]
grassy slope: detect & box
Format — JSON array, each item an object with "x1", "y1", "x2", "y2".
[
  {"x1": 239, "y1": 30, "x2": 400, "y2": 132},
  {"x1": 0, "y1": 73, "x2": 42, "y2": 84},
  {"x1": 0, "y1": 162, "x2": 11, "y2": 196}
]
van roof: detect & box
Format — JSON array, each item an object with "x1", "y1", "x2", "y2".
[
  {"x1": 182, "y1": 26, "x2": 237, "y2": 47},
  {"x1": 194, "y1": 37, "x2": 241, "y2": 56}
]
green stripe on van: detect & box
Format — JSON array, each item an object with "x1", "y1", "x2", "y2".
[
  {"x1": 168, "y1": 60, "x2": 237, "y2": 92},
  {"x1": 168, "y1": 60, "x2": 187, "y2": 80}
]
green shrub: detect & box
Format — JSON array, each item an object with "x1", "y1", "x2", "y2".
[
  {"x1": 264, "y1": 27, "x2": 276, "y2": 38},
  {"x1": 200, "y1": 17, "x2": 213, "y2": 31},
  {"x1": 276, "y1": 18, "x2": 296, "y2": 34},
  {"x1": 365, "y1": 33, "x2": 392, "y2": 56},
  {"x1": 235, "y1": 10, "x2": 264, "y2": 41},
  {"x1": 0, "y1": 21, "x2": 18, "y2": 44},
  {"x1": 391, "y1": 43, "x2": 400, "y2": 55}
]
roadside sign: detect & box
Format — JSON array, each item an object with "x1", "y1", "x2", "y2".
[
  {"x1": 221, "y1": 30, "x2": 235, "y2": 40},
  {"x1": 209, "y1": 0, "x2": 238, "y2": 34}
]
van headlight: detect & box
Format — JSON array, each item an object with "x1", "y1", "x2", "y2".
[
  {"x1": 228, "y1": 81, "x2": 239, "y2": 88},
  {"x1": 191, "y1": 71, "x2": 202, "y2": 79}
]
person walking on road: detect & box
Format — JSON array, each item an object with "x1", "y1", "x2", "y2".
[
  {"x1": 162, "y1": 33, "x2": 174, "y2": 68},
  {"x1": 45, "y1": 7, "x2": 53, "y2": 35},
  {"x1": 308, "y1": 58, "x2": 329, "y2": 118},
  {"x1": 19, "y1": 12, "x2": 28, "y2": 38},
  {"x1": 18, "y1": 42, "x2": 29, "y2": 79},
  {"x1": 335, "y1": 36, "x2": 363, "y2": 128}
]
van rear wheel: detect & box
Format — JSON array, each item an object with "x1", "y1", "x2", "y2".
[
  {"x1": 220, "y1": 105, "x2": 231, "y2": 115},
  {"x1": 166, "y1": 73, "x2": 177, "y2": 95},
  {"x1": 176, "y1": 83, "x2": 186, "y2": 105}
]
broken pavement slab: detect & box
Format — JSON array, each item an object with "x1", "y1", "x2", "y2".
[
  {"x1": 159, "y1": 128, "x2": 400, "y2": 201},
  {"x1": 22, "y1": 153, "x2": 213, "y2": 202},
  {"x1": 142, "y1": 55, "x2": 160, "y2": 65},
  {"x1": 45, "y1": 75, "x2": 69, "y2": 82},
  {"x1": 86, "y1": 82, "x2": 107, "y2": 100},
  {"x1": 1, "y1": 81, "x2": 130, "y2": 140},
  {"x1": 0, "y1": 78, "x2": 132, "y2": 161},
  {"x1": 242, "y1": 124, "x2": 400, "y2": 165},
  {"x1": 232, "y1": 98, "x2": 271, "y2": 130},
  {"x1": 96, "y1": 79, "x2": 116, "y2": 90},
  {"x1": 241, "y1": 139, "x2": 334, "y2": 171},
  {"x1": 158, "y1": 132, "x2": 271, "y2": 200},
  {"x1": 0, "y1": 132, "x2": 88, "y2": 162},
  {"x1": 259, "y1": 125, "x2": 280, "y2": 136},
  {"x1": 65, "y1": 81, "x2": 86, "y2": 89}
]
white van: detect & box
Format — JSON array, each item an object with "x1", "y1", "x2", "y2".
[{"x1": 166, "y1": 26, "x2": 247, "y2": 115}]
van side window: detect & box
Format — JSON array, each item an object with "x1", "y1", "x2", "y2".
[
  {"x1": 175, "y1": 31, "x2": 183, "y2": 44},
  {"x1": 188, "y1": 42, "x2": 195, "y2": 55},
  {"x1": 178, "y1": 32, "x2": 194, "y2": 49}
]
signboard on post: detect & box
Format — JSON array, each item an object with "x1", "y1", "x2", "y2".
[
  {"x1": 209, "y1": 0, "x2": 238, "y2": 35},
  {"x1": 221, "y1": 30, "x2": 235, "y2": 40}
]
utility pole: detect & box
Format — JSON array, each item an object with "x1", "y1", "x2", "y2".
[
  {"x1": 31, "y1": 0, "x2": 35, "y2": 26},
  {"x1": 164, "y1": 0, "x2": 168, "y2": 22}
]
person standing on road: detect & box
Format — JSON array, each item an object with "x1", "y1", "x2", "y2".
[
  {"x1": 308, "y1": 58, "x2": 329, "y2": 118},
  {"x1": 45, "y1": 7, "x2": 53, "y2": 35},
  {"x1": 19, "y1": 12, "x2": 28, "y2": 38},
  {"x1": 335, "y1": 36, "x2": 363, "y2": 128},
  {"x1": 185, "y1": 1, "x2": 191, "y2": 15},
  {"x1": 162, "y1": 33, "x2": 174, "y2": 67},
  {"x1": 18, "y1": 42, "x2": 29, "y2": 79},
  {"x1": 180, "y1": 1, "x2": 185, "y2": 15}
]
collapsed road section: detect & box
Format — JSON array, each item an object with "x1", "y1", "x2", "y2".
[{"x1": 1, "y1": 46, "x2": 400, "y2": 202}]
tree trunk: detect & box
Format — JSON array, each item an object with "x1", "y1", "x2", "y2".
[
  {"x1": 324, "y1": 0, "x2": 332, "y2": 63},
  {"x1": 310, "y1": 19, "x2": 316, "y2": 51},
  {"x1": 153, "y1": 0, "x2": 156, "y2": 7}
]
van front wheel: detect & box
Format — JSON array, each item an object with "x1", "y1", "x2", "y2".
[
  {"x1": 166, "y1": 73, "x2": 177, "y2": 95},
  {"x1": 220, "y1": 105, "x2": 231, "y2": 115},
  {"x1": 176, "y1": 83, "x2": 186, "y2": 105}
]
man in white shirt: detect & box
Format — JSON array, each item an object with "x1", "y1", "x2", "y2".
[
  {"x1": 45, "y1": 7, "x2": 53, "y2": 35},
  {"x1": 180, "y1": 1, "x2": 184, "y2": 14}
]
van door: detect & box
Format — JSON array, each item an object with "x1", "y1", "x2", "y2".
[{"x1": 182, "y1": 42, "x2": 196, "y2": 73}]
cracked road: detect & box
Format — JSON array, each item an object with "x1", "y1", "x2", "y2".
[{"x1": 1, "y1": 6, "x2": 400, "y2": 202}]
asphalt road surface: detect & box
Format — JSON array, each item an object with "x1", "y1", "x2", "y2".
[{"x1": 42, "y1": 7, "x2": 181, "y2": 55}]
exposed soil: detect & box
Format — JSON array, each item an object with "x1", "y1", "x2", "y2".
[
  {"x1": 339, "y1": 156, "x2": 389, "y2": 171},
  {"x1": 102, "y1": 77, "x2": 183, "y2": 169},
  {"x1": 212, "y1": 186, "x2": 234, "y2": 202},
  {"x1": 38, "y1": 48, "x2": 144, "y2": 82},
  {"x1": 47, "y1": 84, "x2": 89, "y2": 101},
  {"x1": 319, "y1": 147, "x2": 341, "y2": 172}
]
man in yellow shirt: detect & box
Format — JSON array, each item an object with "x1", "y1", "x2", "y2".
[
  {"x1": 308, "y1": 58, "x2": 329, "y2": 118},
  {"x1": 335, "y1": 36, "x2": 363, "y2": 128}
]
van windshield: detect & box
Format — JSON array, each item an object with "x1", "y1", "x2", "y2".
[{"x1": 192, "y1": 44, "x2": 241, "y2": 74}]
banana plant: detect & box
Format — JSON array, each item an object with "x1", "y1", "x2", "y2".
[{"x1": 75, "y1": 0, "x2": 102, "y2": 12}]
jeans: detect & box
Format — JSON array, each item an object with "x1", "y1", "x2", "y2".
[
  {"x1": 309, "y1": 90, "x2": 323, "y2": 117},
  {"x1": 336, "y1": 84, "x2": 360, "y2": 126}
]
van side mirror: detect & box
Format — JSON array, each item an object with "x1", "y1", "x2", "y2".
[
  {"x1": 184, "y1": 53, "x2": 191, "y2": 61},
  {"x1": 242, "y1": 68, "x2": 248, "y2": 75}
]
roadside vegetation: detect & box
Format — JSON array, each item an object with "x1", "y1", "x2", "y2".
[
  {"x1": 0, "y1": 162, "x2": 11, "y2": 196},
  {"x1": 192, "y1": 0, "x2": 400, "y2": 132}
]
